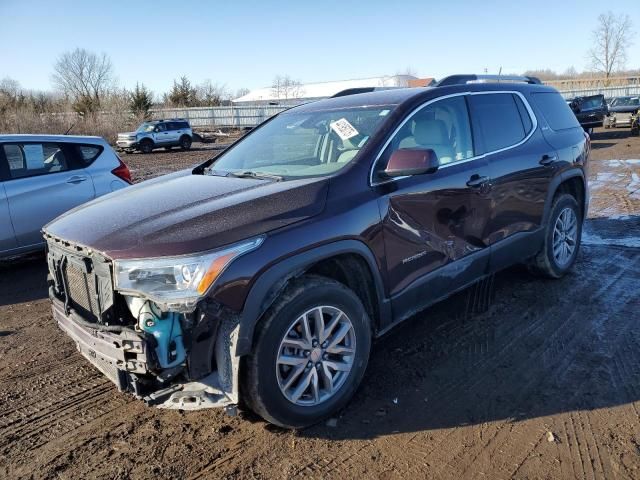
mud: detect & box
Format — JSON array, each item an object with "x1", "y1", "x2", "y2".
[{"x1": 0, "y1": 128, "x2": 639, "y2": 479}]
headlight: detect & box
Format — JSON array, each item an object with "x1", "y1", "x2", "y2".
[{"x1": 113, "y1": 237, "x2": 264, "y2": 311}]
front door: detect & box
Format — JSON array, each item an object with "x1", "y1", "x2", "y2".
[
  {"x1": 154, "y1": 123, "x2": 170, "y2": 145},
  {"x1": 372, "y1": 95, "x2": 492, "y2": 322},
  {"x1": 0, "y1": 182, "x2": 17, "y2": 254},
  {"x1": 1, "y1": 142, "x2": 96, "y2": 248}
]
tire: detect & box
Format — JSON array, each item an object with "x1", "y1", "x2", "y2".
[
  {"x1": 242, "y1": 275, "x2": 371, "y2": 429},
  {"x1": 180, "y1": 135, "x2": 192, "y2": 150},
  {"x1": 530, "y1": 193, "x2": 582, "y2": 278},
  {"x1": 139, "y1": 139, "x2": 154, "y2": 154}
]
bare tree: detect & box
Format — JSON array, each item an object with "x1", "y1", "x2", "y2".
[
  {"x1": 51, "y1": 48, "x2": 114, "y2": 112},
  {"x1": 235, "y1": 87, "x2": 250, "y2": 99},
  {"x1": 196, "y1": 79, "x2": 229, "y2": 106},
  {"x1": 588, "y1": 12, "x2": 634, "y2": 80},
  {"x1": 271, "y1": 75, "x2": 303, "y2": 101}
]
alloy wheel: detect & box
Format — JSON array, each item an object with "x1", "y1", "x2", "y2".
[
  {"x1": 276, "y1": 306, "x2": 356, "y2": 407},
  {"x1": 552, "y1": 207, "x2": 578, "y2": 267}
]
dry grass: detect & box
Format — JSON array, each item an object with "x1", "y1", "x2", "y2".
[{"x1": 0, "y1": 108, "x2": 145, "y2": 144}]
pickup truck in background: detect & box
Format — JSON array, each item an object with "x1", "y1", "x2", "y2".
[{"x1": 605, "y1": 96, "x2": 640, "y2": 129}]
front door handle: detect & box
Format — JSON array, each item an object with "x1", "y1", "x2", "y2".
[
  {"x1": 466, "y1": 175, "x2": 490, "y2": 188},
  {"x1": 540, "y1": 154, "x2": 558, "y2": 166},
  {"x1": 67, "y1": 175, "x2": 88, "y2": 184}
]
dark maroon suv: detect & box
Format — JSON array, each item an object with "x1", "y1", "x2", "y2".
[{"x1": 44, "y1": 74, "x2": 590, "y2": 428}]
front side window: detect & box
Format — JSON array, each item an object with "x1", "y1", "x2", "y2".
[
  {"x1": 137, "y1": 122, "x2": 156, "y2": 133},
  {"x1": 211, "y1": 106, "x2": 393, "y2": 178},
  {"x1": 2, "y1": 143, "x2": 69, "y2": 180},
  {"x1": 373, "y1": 95, "x2": 474, "y2": 180},
  {"x1": 468, "y1": 93, "x2": 529, "y2": 153}
]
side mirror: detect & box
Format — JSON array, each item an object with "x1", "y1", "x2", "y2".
[
  {"x1": 153, "y1": 127, "x2": 160, "y2": 132},
  {"x1": 384, "y1": 148, "x2": 440, "y2": 177},
  {"x1": 570, "y1": 101, "x2": 580, "y2": 113}
]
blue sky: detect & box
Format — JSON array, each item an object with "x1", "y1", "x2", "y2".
[{"x1": 1, "y1": 0, "x2": 638, "y2": 96}]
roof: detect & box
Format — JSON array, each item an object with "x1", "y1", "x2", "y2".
[
  {"x1": 0, "y1": 134, "x2": 106, "y2": 144},
  {"x1": 287, "y1": 87, "x2": 429, "y2": 113},
  {"x1": 286, "y1": 81, "x2": 558, "y2": 114},
  {"x1": 233, "y1": 75, "x2": 417, "y2": 103}
]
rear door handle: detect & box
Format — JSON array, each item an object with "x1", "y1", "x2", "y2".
[
  {"x1": 67, "y1": 175, "x2": 88, "y2": 184},
  {"x1": 540, "y1": 154, "x2": 558, "y2": 166},
  {"x1": 466, "y1": 175, "x2": 490, "y2": 188}
]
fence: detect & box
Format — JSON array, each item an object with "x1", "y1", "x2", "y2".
[
  {"x1": 147, "y1": 85, "x2": 640, "y2": 129},
  {"x1": 557, "y1": 84, "x2": 640, "y2": 100},
  {"x1": 149, "y1": 105, "x2": 291, "y2": 128}
]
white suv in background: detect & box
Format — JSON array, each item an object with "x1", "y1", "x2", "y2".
[{"x1": 116, "y1": 119, "x2": 193, "y2": 154}]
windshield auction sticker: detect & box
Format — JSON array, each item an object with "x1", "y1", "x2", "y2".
[{"x1": 330, "y1": 118, "x2": 359, "y2": 140}]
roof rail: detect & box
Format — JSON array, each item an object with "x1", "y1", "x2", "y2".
[
  {"x1": 330, "y1": 86, "x2": 405, "y2": 98},
  {"x1": 435, "y1": 74, "x2": 542, "y2": 87}
]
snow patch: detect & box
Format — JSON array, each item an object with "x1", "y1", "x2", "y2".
[{"x1": 582, "y1": 231, "x2": 640, "y2": 248}]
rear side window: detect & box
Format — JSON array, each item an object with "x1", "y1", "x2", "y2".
[
  {"x1": 468, "y1": 93, "x2": 527, "y2": 152},
  {"x1": 176, "y1": 121, "x2": 189, "y2": 129},
  {"x1": 531, "y1": 92, "x2": 580, "y2": 131},
  {"x1": 76, "y1": 144, "x2": 103, "y2": 166},
  {"x1": 2, "y1": 143, "x2": 69, "y2": 180}
]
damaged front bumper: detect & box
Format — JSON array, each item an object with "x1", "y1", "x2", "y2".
[{"x1": 50, "y1": 293, "x2": 241, "y2": 412}]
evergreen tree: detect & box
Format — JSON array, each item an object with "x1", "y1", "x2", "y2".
[{"x1": 129, "y1": 82, "x2": 153, "y2": 117}]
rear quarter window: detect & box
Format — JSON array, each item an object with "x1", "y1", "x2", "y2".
[
  {"x1": 76, "y1": 144, "x2": 104, "y2": 166},
  {"x1": 531, "y1": 92, "x2": 580, "y2": 131}
]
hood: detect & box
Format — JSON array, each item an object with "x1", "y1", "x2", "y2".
[{"x1": 44, "y1": 171, "x2": 329, "y2": 258}]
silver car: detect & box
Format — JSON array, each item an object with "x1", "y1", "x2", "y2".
[
  {"x1": 0, "y1": 135, "x2": 132, "y2": 259},
  {"x1": 116, "y1": 119, "x2": 193, "y2": 154}
]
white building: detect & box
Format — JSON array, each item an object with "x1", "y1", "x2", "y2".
[{"x1": 233, "y1": 75, "x2": 418, "y2": 105}]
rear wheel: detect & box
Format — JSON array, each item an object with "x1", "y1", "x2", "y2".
[
  {"x1": 530, "y1": 193, "x2": 582, "y2": 278},
  {"x1": 242, "y1": 275, "x2": 371, "y2": 428},
  {"x1": 140, "y1": 139, "x2": 154, "y2": 154},
  {"x1": 180, "y1": 135, "x2": 192, "y2": 150}
]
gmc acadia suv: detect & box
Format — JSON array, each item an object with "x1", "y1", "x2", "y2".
[
  {"x1": 44, "y1": 75, "x2": 589, "y2": 428},
  {"x1": 116, "y1": 119, "x2": 193, "y2": 154}
]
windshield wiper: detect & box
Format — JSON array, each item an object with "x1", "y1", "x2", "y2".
[{"x1": 228, "y1": 170, "x2": 283, "y2": 181}]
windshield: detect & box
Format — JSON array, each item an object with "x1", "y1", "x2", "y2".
[
  {"x1": 611, "y1": 97, "x2": 639, "y2": 107},
  {"x1": 210, "y1": 106, "x2": 393, "y2": 178},
  {"x1": 136, "y1": 122, "x2": 157, "y2": 132}
]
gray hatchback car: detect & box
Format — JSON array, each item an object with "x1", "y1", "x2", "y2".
[{"x1": 0, "y1": 135, "x2": 132, "y2": 259}]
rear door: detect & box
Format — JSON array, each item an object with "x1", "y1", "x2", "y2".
[
  {"x1": 2, "y1": 142, "x2": 96, "y2": 248},
  {"x1": 373, "y1": 94, "x2": 492, "y2": 321},
  {"x1": 467, "y1": 92, "x2": 555, "y2": 270}
]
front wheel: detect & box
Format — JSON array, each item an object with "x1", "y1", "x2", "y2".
[
  {"x1": 242, "y1": 275, "x2": 371, "y2": 428},
  {"x1": 530, "y1": 193, "x2": 582, "y2": 278},
  {"x1": 139, "y1": 139, "x2": 154, "y2": 154}
]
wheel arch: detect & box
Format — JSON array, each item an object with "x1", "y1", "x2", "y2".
[
  {"x1": 235, "y1": 240, "x2": 391, "y2": 356},
  {"x1": 542, "y1": 170, "x2": 586, "y2": 225}
]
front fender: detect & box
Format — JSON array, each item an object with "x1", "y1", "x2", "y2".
[{"x1": 234, "y1": 239, "x2": 390, "y2": 356}]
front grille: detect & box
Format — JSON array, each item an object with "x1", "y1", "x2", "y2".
[{"x1": 63, "y1": 261, "x2": 101, "y2": 320}]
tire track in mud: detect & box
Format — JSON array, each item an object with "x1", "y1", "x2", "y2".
[
  {"x1": 294, "y1": 247, "x2": 640, "y2": 477},
  {"x1": 0, "y1": 373, "x2": 128, "y2": 450},
  {"x1": 426, "y1": 249, "x2": 639, "y2": 478}
]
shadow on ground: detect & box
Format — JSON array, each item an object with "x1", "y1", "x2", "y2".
[
  {"x1": 0, "y1": 253, "x2": 48, "y2": 306},
  {"x1": 297, "y1": 241, "x2": 640, "y2": 440}
]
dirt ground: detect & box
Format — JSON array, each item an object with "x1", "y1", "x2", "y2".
[{"x1": 1, "y1": 129, "x2": 639, "y2": 479}]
